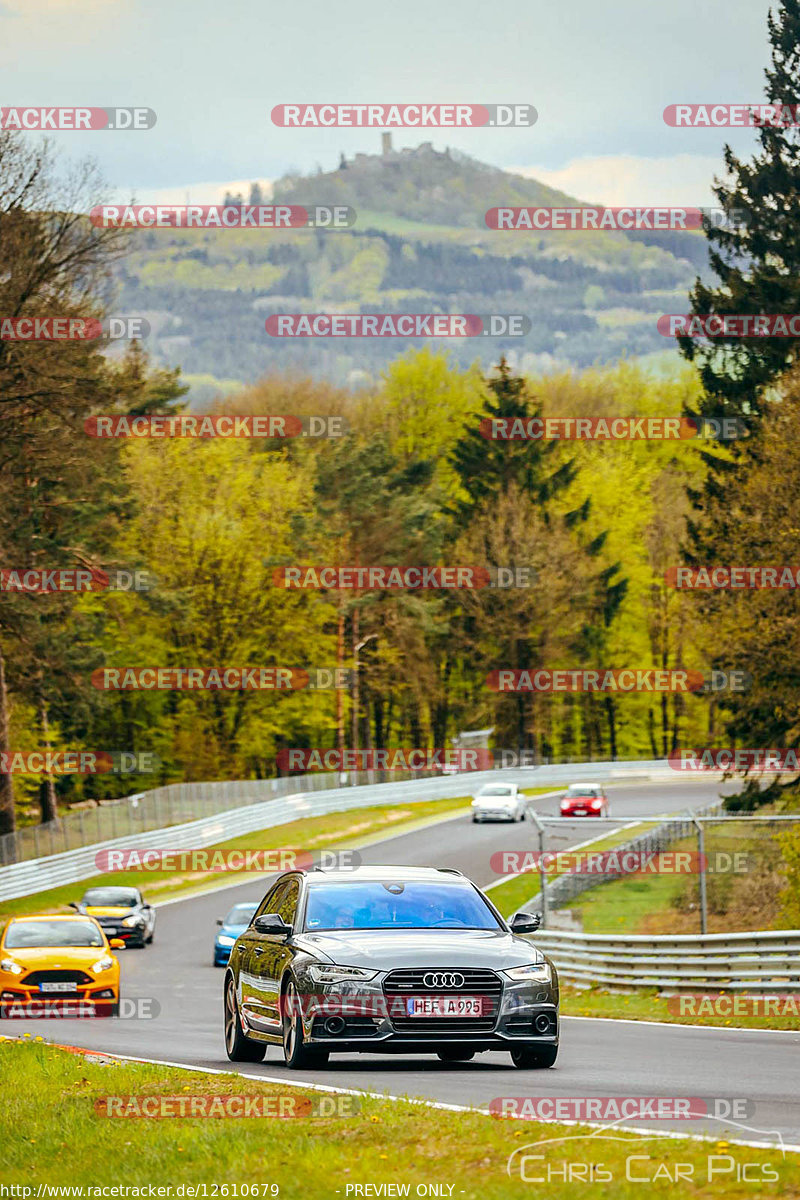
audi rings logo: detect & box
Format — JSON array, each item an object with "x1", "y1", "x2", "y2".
[{"x1": 422, "y1": 972, "x2": 465, "y2": 989}]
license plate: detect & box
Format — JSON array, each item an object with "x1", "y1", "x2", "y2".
[
  {"x1": 39, "y1": 982, "x2": 75, "y2": 993},
  {"x1": 406, "y1": 995, "x2": 483, "y2": 1017},
  {"x1": 573, "y1": 808, "x2": 587, "y2": 815}
]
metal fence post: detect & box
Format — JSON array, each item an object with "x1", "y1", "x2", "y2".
[
  {"x1": 690, "y1": 812, "x2": 708, "y2": 936},
  {"x1": 530, "y1": 811, "x2": 548, "y2": 929}
]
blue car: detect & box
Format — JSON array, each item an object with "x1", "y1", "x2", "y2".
[{"x1": 214, "y1": 901, "x2": 258, "y2": 966}]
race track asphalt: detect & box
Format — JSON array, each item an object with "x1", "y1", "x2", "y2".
[{"x1": 6, "y1": 777, "x2": 799, "y2": 1150}]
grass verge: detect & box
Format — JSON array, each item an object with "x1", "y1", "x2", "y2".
[
  {"x1": 0, "y1": 796, "x2": 475, "y2": 922},
  {"x1": 0, "y1": 1038, "x2": 795, "y2": 1197},
  {"x1": 561, "y1": 815, "x2": 795, "y2": 935},
  {"x1": 1, "y1": 788, "x2": 559, "y2": 923},
  {"x1": 488, "y1": 820, "x2": 658, "y2": 918},
  {"x1": 560, "y1": 985, "x2": 800, "y2": 1031}
]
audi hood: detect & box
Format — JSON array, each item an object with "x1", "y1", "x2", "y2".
[{"x1": 294, "y1": 928, "x2": 547, "y2": 970}]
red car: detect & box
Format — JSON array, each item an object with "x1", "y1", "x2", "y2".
[{"x1": 560, "y1": 783, "x2": 609, "y2": 817}]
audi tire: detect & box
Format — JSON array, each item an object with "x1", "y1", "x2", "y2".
[
  {"x1": 224, "y1": 975, "x2": 265, "y2": 1063},
  {"x1": 511, "y1": 1043, "x2": 558, "y2": 1069},
  {"x1": 282, "y1": 978, "x2": 329, "y2": 1070}
]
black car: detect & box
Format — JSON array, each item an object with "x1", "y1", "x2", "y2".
[
  {"x1": 73, "y1": 886, "x2": 156, "y2": 948},
  {"x1": 223, "y1": 865, "x2": 558, "y2": 1070}
]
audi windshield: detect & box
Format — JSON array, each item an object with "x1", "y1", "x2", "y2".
[{"x1": 304, "y1": 881, "x2": 502, "y2": 931}]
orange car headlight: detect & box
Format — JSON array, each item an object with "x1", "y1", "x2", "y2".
[
  {"x1": 1, "y1": 958, "x2": 23, "y2": 976},
  {"x1": 92, "y1": 956, "x2": 114, "y2": 972}
]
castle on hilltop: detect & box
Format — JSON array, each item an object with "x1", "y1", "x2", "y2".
[{"x1": 337, "y1": 133, "x2": 450, "y2": 171}]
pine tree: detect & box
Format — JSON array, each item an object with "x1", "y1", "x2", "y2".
[
  {"x1": 447, "y1": 359, "x2": 626, "y2": 759},
  {"x1": 679, "y1": 0, "x2": 800, "y2": 422},
  {"x1": 449, "y1": 357, "x2": 575, "y2": 522}
]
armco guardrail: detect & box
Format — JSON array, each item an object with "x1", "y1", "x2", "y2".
[
  {"x1": 0, "y1": 759, "x2": 680, "y2": 901},
  {"x1": 0, "y1": 755, "x2": 674, "y2": 868},
  {"x1": 0, "y1": 768, "x2": 416, "y2": 867},
  {"x1": 517, "y1": 802, "x2": 724, "y2": 914},
  {"x1": 532, "y1": 929, "x2": 800, "y2": 993}
]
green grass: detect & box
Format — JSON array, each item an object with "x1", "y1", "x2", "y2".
[
  {"x1": 488, "y1": 820, "x2": 657, "y2": 918},
  {"x1": 1, "y1": 1039, "x2": 795, "y2": 1196},
  {"x1": 564, "y1": 868, "x2": 687, "y2": 933},
  {"x1": 0, "y1": 796, "x2": 473, "y2": 922},
  {"x1": 561, "y1": 986, "x2": 800, "y2": 1031},
  {"x1": 560, "y1": 818, "x2": 791, "y2": 935},
  {"x1": 355, "y1": 208, "x2": 473, "y2": 237}
]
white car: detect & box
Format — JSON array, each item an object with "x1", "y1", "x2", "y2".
[{"x1": 471, "y1": 783, "x2": 527, "y2": 823}]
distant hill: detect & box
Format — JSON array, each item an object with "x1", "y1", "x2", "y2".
[
  {"x1": 273, "y1": 141, "x2": 581, "y2": 227},
  {"x1": 112, "y1": 142, "x2": 710, "y2": 399}
]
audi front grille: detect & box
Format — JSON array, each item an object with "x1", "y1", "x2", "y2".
[{"x1": 382, "y1": 967, "x2": 503, "y2": 1033}]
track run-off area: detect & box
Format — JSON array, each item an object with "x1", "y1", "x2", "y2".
[{"x1": 5, "y1": 777, "x2": 799, "y2": 1150}]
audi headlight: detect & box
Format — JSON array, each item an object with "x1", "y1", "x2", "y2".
[
  {"x1": 503, "y1": 962, "x2": 552, "y2": 982},
  {"x1": 216, "y1": 935, "x2": 236, "y2": 947},
  {"x1": 122, "y1": 915, "x2": 144, "y2": 927},
  {"x1": 308, "y1": 964, "x2": 378, "y2": 984},
  {"x1": 1, "y1": 958, "x2": 23, "y2": 976},
  {"x1": 92, "y1": 956, "x2": 114, "y2": 972}
]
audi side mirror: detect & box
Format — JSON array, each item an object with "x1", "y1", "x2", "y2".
[
  {"x1": 510, "y1": 911, "x2": 541, "y2": 934},
  {"x1": 254, "y1": 913, "x2": 292, "y2": 936}
]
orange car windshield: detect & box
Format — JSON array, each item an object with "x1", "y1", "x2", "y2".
[{"x1": 6, "y1": 921, "x2": 104, "y2": 949}]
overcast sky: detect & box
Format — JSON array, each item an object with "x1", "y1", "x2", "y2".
[{"x1": 0, "y1": 0, "x2": 777, "y2": 206}]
